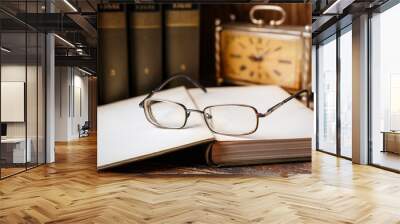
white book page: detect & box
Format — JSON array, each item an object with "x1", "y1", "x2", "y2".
[
  {"x1": 97, "y1": 87, "x2": 214, "y2": 169},
  {"x1": 189, "y1": 85, "x2": 313, "y2": 141}
]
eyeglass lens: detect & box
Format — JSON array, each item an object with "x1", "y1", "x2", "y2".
[
  {"x1": 144, "y1": 100, "x2": 258, "y2": 135},
  {"x1": 204, "y1": 105, "x2": 258, "y2": 135},
  {"x1": 144, "y1": 100, "x2": 187, "y2": 129}
]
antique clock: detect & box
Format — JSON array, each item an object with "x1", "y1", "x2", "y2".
[{"x1": 215, "y1": 5, "x2": 311, "y2": 92}]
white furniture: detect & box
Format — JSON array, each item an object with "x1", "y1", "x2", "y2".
[{"x1": 1, "y1": 138, "x2": 31, "y2": 163}]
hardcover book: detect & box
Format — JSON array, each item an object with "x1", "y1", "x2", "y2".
[
  {"x1": 97, "y1": 85, "x2": 313, "y2": 169},
  {"x1": 98, "y1": 6, "x2": 130, "y2": 105},
  {"x1": 128, "y1": 4, "x2": 163, "y2": 96},
  {"x1": 165, "y1": 4, "x2": 200, "y2": 84}
]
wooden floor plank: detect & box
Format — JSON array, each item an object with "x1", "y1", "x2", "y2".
[{"x1": 1, "y1": 135, "x2": 400, "y2": 223}]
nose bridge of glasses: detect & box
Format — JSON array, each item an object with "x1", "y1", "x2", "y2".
[{"x1": 187, "y1": 109, "x2": 204, "y2": 115}]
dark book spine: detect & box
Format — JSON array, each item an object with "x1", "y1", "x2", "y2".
[
  {"x1": 164, "y1": 3, "x2": 200, "y2": 86},
  {"x1": 129, "y1": 4, "x2": 163, "y2": 96},
  {"x1": 97, "y1": 4, "x2": 130, "y2": 105}
]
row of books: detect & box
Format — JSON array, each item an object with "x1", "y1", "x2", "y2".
[{"x1": 98, "y1": 3, "x2": 200, "y2": 105}]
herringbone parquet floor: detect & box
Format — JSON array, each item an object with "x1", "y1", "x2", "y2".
[{"x1": 1, "y1": 135, "x2": 400, "y2": 223}]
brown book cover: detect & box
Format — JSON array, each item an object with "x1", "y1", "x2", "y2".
[
  {"x1": 205, "y1": 138, "x2": 311, "y2": 167},
  {"x1": 165, "y1": 4, "x2": 200, "y2": 85},
  {"x1": 128, "y1": 4, "x2": 163, "y2": 96},
  {"x1": 98, "y1": 4, "x2": 130, "y2": 105}
]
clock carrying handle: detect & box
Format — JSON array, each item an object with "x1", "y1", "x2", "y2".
[{"x1": 249, "y1": 5, "x2": 286, "y2": 26}]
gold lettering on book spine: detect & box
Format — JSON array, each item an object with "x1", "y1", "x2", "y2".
[
  {"x1": 98, "y1": 12, "x2": 126, "y2": 29},
  {"x1": 166, "y1": 11, "x2": 199, "y2": 27}
]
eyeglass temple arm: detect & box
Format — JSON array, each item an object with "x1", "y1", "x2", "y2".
[
  {"x1": 139, "y1": 74, "x2": 207, "y2": 107},
  {"x1": 260, "y1": 89, "x2": 309, "y2": 117}
]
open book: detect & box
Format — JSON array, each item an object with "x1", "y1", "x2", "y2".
[{"x1": 97, "y1": 85, "x2": 313, "y2": 170}]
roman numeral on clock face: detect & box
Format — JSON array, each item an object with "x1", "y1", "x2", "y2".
[
  {"x1": 278, "y1": 59, "x2": 292, "y2": 64},
  {"x1": 249, "y1": 38, "x2": 254, "y2": 44},
  {"x1": 230, "y1": 54, "x2": 242, "y2": 58},
  {"x1": 274, "y1": 69, "x2": 282, "y2": 76}
]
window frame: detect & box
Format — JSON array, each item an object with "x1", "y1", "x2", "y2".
[
  {"x1": 0, "y1": 2, "x2": 48, "y2": 180},
  {"x1": 367, "y1": 0, "x2": 400, "y2": 173},
  {"x1": 315, "y1": 21, "x2": 353, "y2": 160}
]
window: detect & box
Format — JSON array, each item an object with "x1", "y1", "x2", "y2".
[
  {"x1": 317, "y1": 36, "x2": 337, "y2": 154},
  {"x1": 0, "y1": 2, "x2": 47, "y2": 179},
  {"x1": 370, "y1": 2, "x2": 400, "y2": 171},
  {"x1": 339, "y1": 27, "x2": 352, "y2": 158},
  {"x1": 390, "y1": 74, "x2": 400, "y2": 130},
  {"x1": 316, "y1": 25, "x2": 353, "y2": 159}
]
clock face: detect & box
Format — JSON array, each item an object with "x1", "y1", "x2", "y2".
[{"x1": 220, "y1": 29, "x2": 304, "y2": 90}]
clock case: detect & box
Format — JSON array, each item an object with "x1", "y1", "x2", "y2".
[{"x1": 215, "y1": 6, "x2": 311, "y2": 93}]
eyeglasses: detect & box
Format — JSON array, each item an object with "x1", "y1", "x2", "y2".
[{"x1": 139, "y1": 74, "x2": 308, "y2": 136}]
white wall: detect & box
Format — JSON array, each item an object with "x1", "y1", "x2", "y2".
[
  {"x1": 1, "y1": 63, "x2": 46, "y2": 164},
  {"x1": 55, "y1": 67, "x2": 89, "y2": 141},
  {"x1": 1, "y1": 65, "x2": 27, "y2": 141},
  {"x1": 55, "y1": 66, "x2": 70, "y2": 141},
  {"x1": 72, "y1": 73, "x2": 89, "y2": 138},
  {"x1": 1, "y1": 65, "x2": 39, "y2": 138},
  {"x1": 1, "y1": 65, "x2": 26, "y2": 131},
  {"x1": 1, "y1": 82, "x2": 25, "y2": 122}
]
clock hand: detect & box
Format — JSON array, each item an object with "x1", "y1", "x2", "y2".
[
  {"x1": 248, "y1": 55, "x2": 264, "y2": 62},
  {"x1": 249, "y1": 50, "x2": 269, "y2": 62}
]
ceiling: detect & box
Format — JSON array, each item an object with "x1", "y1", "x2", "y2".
[
  {"x1": 0, "y1": 0, "x2": 97, "y2": 14},
  {"x1": 312, "y1": 0, "x2": 390, "y2": 43},
  {"x1": 0, "y1": 0, "x2": 98, "y2": 72}
]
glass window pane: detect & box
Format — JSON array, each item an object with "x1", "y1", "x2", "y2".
[
  {"x1": 0, "y1": 0, "x2": 46, "y2": 179},
  {"x1": 38, "y1": 32, "x2": 46, "y2": 165},
  {"x1": 339, "y1": 28, "x2": 352, "y2": 158},
  {"x1": 312, "y1": 45, "x2": 317, "y2": 150},
  {"x1": 317, "y1": 36, "x2": 337, "y2": 154},
  {"x1": 371, "y1": 3, "x2": 400, "y2": 171},
  {"x1": 1, "y1": 30, "x2": 28, "y2": 177},
  {"x1": 27, "y1": 30, "x2": 38, "y2": 169}
]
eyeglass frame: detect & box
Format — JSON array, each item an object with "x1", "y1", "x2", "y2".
[{"x1": 139, "y1": 74, "x2": 308, "y2": 136}]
